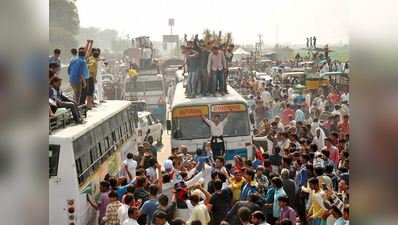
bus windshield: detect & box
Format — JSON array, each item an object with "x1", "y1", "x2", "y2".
[
  {"x1": 145, "y1": 81, "x2": 163, "y2": 92},
  {"x1": 211, "y1": 104, "x2": 250, "y2": 137},
  {"x1": 126, "y1": 81, "x2": 144, "y2": 92},
  {"x1": 172, "y1": 106, "x2": 210, "y2": 140}
]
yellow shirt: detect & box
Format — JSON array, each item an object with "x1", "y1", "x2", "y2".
[
  {"x1": 231, "y1": 177, "x2": 246, "y2": 200},
  {"x1": 88, "y1": 56, "x2": 98, "y2": 76},
  {"x1": 309, "y1": 189, "x2": 327, "y2": 219}
]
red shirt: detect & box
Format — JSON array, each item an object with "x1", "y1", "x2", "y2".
[
  {"x1": 338, "y1": 122, "x2": 349, "y2": 134},
  {"x1": 282, "y1": 109, "x2": 295, "y2": 125},
  {"x1": 330, "y1": 94, "x2": 340, "y2": 105},
  {"x1": 301, "y1": 102, "x2": 309, "y2": 110}
]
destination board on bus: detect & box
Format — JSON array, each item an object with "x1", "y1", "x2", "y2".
[
  {"x1": 211, "y1": 104, "x2": 247, "y2": 113},
  {"x1": 173, "y1": 106, "x2": 209, "y2": 118}
]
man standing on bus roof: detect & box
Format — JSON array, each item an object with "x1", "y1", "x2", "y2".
[{"x1": 199, "y1": 107, "x2": 233, "y2": 158}]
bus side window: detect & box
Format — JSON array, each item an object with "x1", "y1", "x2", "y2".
[
  {"x1": 90, "y1": 145, "x2": 100, "y2": 171},
  {"x1": 49, "y1": 145, "x2": 60, "y2": 177}
]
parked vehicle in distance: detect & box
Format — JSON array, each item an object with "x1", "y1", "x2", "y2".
[
  {"x1": 137, "y1": 111, "x2": 163, "y2": 146},
  {"x1": 102, "y1": 74, "x2": 114, "y2": 84}
]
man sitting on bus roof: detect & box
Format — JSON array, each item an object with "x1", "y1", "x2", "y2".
[
  {"x1": 199, "y1": 108, "x2": 233, "y2": 158},
  {"x1": 49, "y1": 77, "x2": 83, "y2": 124}
]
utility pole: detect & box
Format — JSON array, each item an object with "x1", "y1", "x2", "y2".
[
  {"x1": 257, "y1": 33, "x2": 263, "y2": 53},
  {"x1": 276, "y1": 22, "x2": 278, "y2": 45}
]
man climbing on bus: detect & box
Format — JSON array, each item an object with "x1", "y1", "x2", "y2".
[{"x1": 199, "y1": 107, "x2": 233, "y2": 158}]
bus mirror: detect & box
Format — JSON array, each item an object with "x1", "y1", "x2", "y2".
[
  {"x1": 249, "y1": 114, "x2": 254, "y2": 124},
  {"x1": 166, "y1": 120, "x2": 171, "y2": 130}
]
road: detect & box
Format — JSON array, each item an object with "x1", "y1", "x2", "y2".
[{"x1": 154, "y1": 102, "x2": 173, "y2": 169}]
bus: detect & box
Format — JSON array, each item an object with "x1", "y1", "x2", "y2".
[
  {"x1": 166, "y1": 83, "x2": 255, "y2": 162},
  {"x1": 164, "y1": 66, "x2": 184, "y2": 86},
  {"x1": 124, "y1": 70, "x2": 167, "y2": 122},
  {"x1": 49, "y1": 101, "x2": 138, "y2": 225}
]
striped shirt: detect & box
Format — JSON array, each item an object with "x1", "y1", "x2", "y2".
[{"x1": 102, "y1": 201, "x2": 123, "y2": 224}]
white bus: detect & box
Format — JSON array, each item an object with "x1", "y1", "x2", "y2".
[
  {"x1": 124, "y1": 70, "x2": 167, "y2": 122},
  {"x1": 167, "y1": 83, "x2": 255, "y2": 162},
  {"x1": 49, "y1": 101, "x2": 138, "y2": 225}
]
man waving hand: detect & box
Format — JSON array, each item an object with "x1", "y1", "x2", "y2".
[{"x1": 200, "y1": 107, "x2": 233, "y2": 158}]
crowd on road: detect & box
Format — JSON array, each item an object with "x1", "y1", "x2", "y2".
[
  {"x1": 84, "y1": 74, "x2": 349, "y2": 225},
  {"x1": 49, "y1": 34, "x2": 349, "y2": 225}
]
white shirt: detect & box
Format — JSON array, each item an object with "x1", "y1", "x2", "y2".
[
  {"x1": 121, "y1": 159, "x2": 137, "y2": 182},
  {"x1": 305, "y1": 93, "x2": 311, "y2": 105},
  {"x1": 118, "y1": 204, "x2": 130, "y2": 225},
  {"x1": 97, "y1": 59, "x2": 105, "y2": 83},
  {"x1": 261, "y1": 91, "x2": 271, "y2": 101},
  {"x1": 341, "y1": 93, "x2": 349, "y2": 104},
  {"x1": 143, "y1": 48, "x2": 151, "y2": 59},
  {"x1": 323, "y1": 64, "x2": 329, "y2": 72},
  {"x1": 341, "y1": 104, "x2": 349, "y2": 114},
  {"x1": 288, "y1": 87, "x2": 294, "y2": 97},
  {"x1": 332, "y1": 110, "x2": 342, "y2": 121},
  {"x1": 337, "y1": 64, "x2": 343, "y2": 72},
  {"x1": 205, "y1": 118, "x2": 229, "y2": 143},
  {"x1": 122, "y1": 218, "x2": 139, "y2": 225},
  {"x1": 318, "y1": 100, "x2": 327, "y2": 111},
  {"x1": 146, "y1": 167, "x2": 157, "y2": 183}
]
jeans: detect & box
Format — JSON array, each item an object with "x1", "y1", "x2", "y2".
[
  {"x1": 313, "y1": 218, "x2": 321, "y2": 225},
  {"x1": 80, "y1": 79, "x2": 89, "y2": 105},
  {"x1": 58, "y1": 101, "x2": 81, "y2": 123},
  {"x1": 187, "y1": 70, "x2": 196, "y2": 95},
  {"x1": 70, "y1": 83, "x2": 82, "y2": 105},
  {"x1": 195, "y1": 67, "x2": 208, "y2": 95},
  {"x1": 211, "y1": 69, "x2": 224, "y2": 94}
]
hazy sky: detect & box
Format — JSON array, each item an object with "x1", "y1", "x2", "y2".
[{"x1": 76, "y1": 0, "x2": 349, "y2": 46}]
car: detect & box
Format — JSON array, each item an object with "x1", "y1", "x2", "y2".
[
  {"x1": 137, "y1": 111, "x2": 163, "y2": 146},
  {"x1": 102, "y1": 74, "x2": 114, "y2": 84},
  {"x1": 255, "y1": 72, "x2": 268, "y2": 79}
]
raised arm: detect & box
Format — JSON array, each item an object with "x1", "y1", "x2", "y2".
[
  {"x1": 195, "y1": 183, "x2": 212, "y2": 205},
  {"x1": 139, "y1": 152, "x2": 150, "y2": 168},
  {"x1": 199, "y1": 109, "x2": 207, "y2": 121},
  {"x1": 87, "y1": 40, "x2": 94, "y2": 58},
  {"x1": 125, "y1": 164, "x2": 133, "y2": 182},
  {"x1": 224, "y1": 33, "x2": 231, "y2": 52},
  {"x1": 184, "y1": 34, "x2": 188, "y2": 45},
  {"x1": 157, "y1": 163, "x2": 162, "y2": 191},
  {"x1": 227, "y1": 108, "x2": 233, "y2": 120},
  {"x1": 84, "y1": 39, "x2": 90, "y2": 56},
  {"x1": 212, "y1": 31, "x2": 222, "y2": 47},
  {"x1": 222, "y1": 169, "x2": 233, "y2": 190},
  {"x1": 205, "y1": 30, "x2": 210, "y2": 47}
]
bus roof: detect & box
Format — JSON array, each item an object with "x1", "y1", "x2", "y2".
[
  {"x1": 49, "y1": 101, "x2": 131, "y2": 140},
  {"x1": 172, "y1": 83, "x2": 248, "y2": 109}
]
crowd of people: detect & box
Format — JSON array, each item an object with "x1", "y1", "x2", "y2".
[
  {"x1": 179, "y1": 30, "x2": 235, "y2": 98},
  {"x1": 49, "y1": 39, "x2": 111, "y2": 122},
  {"x1": 85, "y1": 73, "x2": 349, "y2": 225},
  {"x1": 50, "y1": 34, "x2": 349, "y2": 225}
]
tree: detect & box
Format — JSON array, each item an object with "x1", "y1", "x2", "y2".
[
  {"x1": 273, "y1": 44, "x2": 294, "y2": 60},
  {"x1": 76, "y1": 27, "x2": 101, "y2": 48},
  {"x1": 49, "y1": 25, "x2": 78, "y2": 61},
  {"x1": 49, "y1": 0, "x2": 80, "y2": 36}
]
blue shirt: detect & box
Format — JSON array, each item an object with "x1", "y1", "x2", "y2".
[
  {"x1": 262, "y1": 185, "x2": 275, "y2": 215},
  {"x1": 252, "y1": 160, "x2": 262, "y2": 170},
  {"x1": 49, "y1": 55, "x2": 61, "y2": 75},
  {"x1": 83, "y1": 56, "x2": 90, "y2": 79},
  {"x1": 297, "y1": 164, "x2": 307, "y2": 188},
  {"x1": 186, "y1": 51, "x2": 198, "y2": 72},
  {"x1": 68, "y1": 56, "x2": 86, "y2": 84},
  {"x1": 247, "y1": 100, "x2": 256, "y2": 109},
  {"x1": 116, "y1": 178, "x2": 136, "y2": 201},
  {"x1": 194, "y1": 155, "x2": 207, "y2": 172},
  {"x1": 334, "y1": 217, "x2": 346, "y2": 225},
  {"x1": 273, "y1": 188, "x2": 287, "y2": 218},
  {"x1": 296, "y1": 95, "x2": 304, "y2": 104},
  {"x1": 141, "y1": 198, "x2": 160, "y2": 225},
  {"x1": 295, "y1": 109, "x2": 305, "y2": 122}
]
